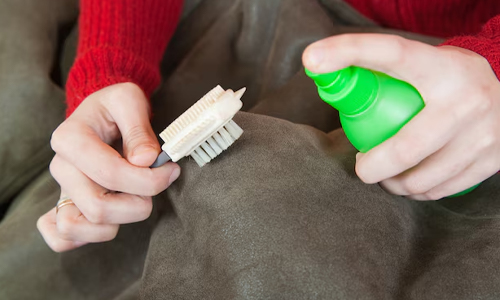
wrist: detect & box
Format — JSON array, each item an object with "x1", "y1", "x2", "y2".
[{"x1": 440, "y1": 37, "x2": 500, "y2": 80}]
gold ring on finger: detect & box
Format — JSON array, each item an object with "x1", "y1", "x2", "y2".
[{"x1": 56, "y1": 196, "x2": 75, "y2": 213}]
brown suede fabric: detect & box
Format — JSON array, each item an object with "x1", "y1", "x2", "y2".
[{"x1": 0, "y1": 0, "x2": 498, "y2": 299}]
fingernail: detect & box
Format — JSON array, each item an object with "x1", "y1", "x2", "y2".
[
  {"x1": 169, "y1": 167, "x2": 181, "y2": 185},
  {"x1": 133, "y1": 145, "x2": 155, "y2": 157},
  {"x1": 307, "y1": 46, "x2": 325, "y2": 67}
]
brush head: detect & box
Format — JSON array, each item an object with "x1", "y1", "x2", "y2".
[{"x1": 159, "y1": 85, "x2": 245, "y2": 167}]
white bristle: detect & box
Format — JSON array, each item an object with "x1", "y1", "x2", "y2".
[
  {"x1": 212, "y1": 132, "x2": 229, "y2": 150},
  {"x1": 190, "y1": 151, "x2": 206, "y2": 167},
  {"x1": 194, "y1": 147, "x2": 212, "y2": 162},
  {"x1": 194, "y1": 147, "x2": 211, "y2": 163},
  {"x1": 200, "y1": 142, "x2": 217, "y2": 159},
  {"x1": 219, "y1": 127, "x2": 234, "y2": 145},
  {"x1": 188, "y1": 119, "x2": 243, "y2": 167},
  {"x1": 224, "y1": 120, "x2": 244, "y2": 139},
  {"x1": 206, "y1": 137, "x2": 223, "y2": 154}
]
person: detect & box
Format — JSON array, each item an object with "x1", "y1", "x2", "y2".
[{"x1": 37, "y1": 0, "x2": 500, "y2": 252}]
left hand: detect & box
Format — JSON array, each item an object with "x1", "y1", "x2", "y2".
[
  {"x1": 302, "y1": 33, "x2": 500, "y2": 200},
  {"x1": 37, "y1": 83, "x2": 180, "y2": 252}
]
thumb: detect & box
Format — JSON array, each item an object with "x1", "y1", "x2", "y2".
[
  {"x1": 122, "y1": 121, "x2": 159, "y2": 167},
  {"x1": 108, "y1": 85, "x2": 160, "y2": 167},
  {"x1": 302, "y1": 33, "x2": 436, "y2": 86}
]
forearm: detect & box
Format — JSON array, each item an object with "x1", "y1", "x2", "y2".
[{"x1": 66, "y1": 0, "x2": 183, "y2": 117}]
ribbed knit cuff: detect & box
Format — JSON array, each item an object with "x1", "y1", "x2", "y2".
[
  {"x1": 65, "y1": 47, "x2": 161, "y2": 117},
  {"x1": 441, "y1": 36, "x2": 500, "y2": 80},
  {"x1": 65, "y1": 0, "x2": 183, "y2": 118}
]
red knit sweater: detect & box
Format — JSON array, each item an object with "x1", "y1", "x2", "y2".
[
  {"x1": 66, "y1": 0, "x2": 183, "y2": 116},
  {"x1": 66, "y1": 0, "x2": 500, "y2": 117}
]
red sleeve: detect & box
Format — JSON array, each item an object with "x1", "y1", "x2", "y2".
[
  {"x1": 441, "y1": 15, "x2": 500, "y2": 80},
  {"x1": 65, "y1": 0, "x2": 183, "y2": 117}
]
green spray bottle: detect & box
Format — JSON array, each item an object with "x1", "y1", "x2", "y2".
[{"x1": 305, "y1": 66, "x2": 477, "y2": 197}]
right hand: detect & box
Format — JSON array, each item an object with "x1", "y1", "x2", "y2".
[{"x1": 37, "y1": 83, "x2": 180, "y2": 252}]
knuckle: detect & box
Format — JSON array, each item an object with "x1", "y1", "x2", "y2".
[
  {"x1": 355, "y1": 163, "x2": 372, "y2": 184},
  {"x1": 148, "y1": 173, "x2": 169, "y2": 196},
  {"x1": 49, "y1": 240, "x2": 69, "y2": 253},
  {"x1": 423, "y1": 190, "x2": 443, "y2": 201},
  {"x1": 99, "y1": 227, "x2": 119, "y2": 242},
  {"x1": 477, "y1": 132, "x2": 496, "y2": 151},
  {"x1": 48, "y1": 158, "x2": 59, "y2": 178},
  {"x1": 50, "y1": 125, "x2": 67, "y2": 153},
  {"x1": 82, "y1": 199, "x2": 107, "y2": 224},
  {"x1": 137, "y1": 169, "x2": 167, "y2": 196},
  {"x1": 392, "y1": 139, "x2": 421, "y2": 168},
  {"x1": 85, "y1": 211, "x2": 105, "y2": 224},
  {"x1": 36, "y1": 216, "x2": 47, "y2": 233},
  {"x1": 49, "y1": 156, "x2": 65, "y2": 184},
  {"x1": 57, "y1": 217, "x2": 77, "y2": 240},
  {"x1": 474, "y1": 93, "x2": 494, "y2": 114},
  {"x1": 402, "y1": 178, "x2": 428, "y2": 195},
  {"x1": 463, "y1": 88, "x2": 493, "y2": 116},
  {"x1": 386, "y1": 35, "x2": 407, "y2": 64},
  {"x1": 479, "y1": 96, "x2": 494, "y2": 113},
  {"x1": 136, "y1": 197, "x2": 154, "y2": 221},
  {"x1": 104, "y1": 227, "x2": 120, "y2": 242},
  {"x1": 145, "y1": 186, "x2": 160, "y2": 197}
]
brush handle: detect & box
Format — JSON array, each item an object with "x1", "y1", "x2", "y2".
[{"x1": 150, "y1": 151, "x2": 171, "y2": 168}]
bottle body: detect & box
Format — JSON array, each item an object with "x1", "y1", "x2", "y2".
[{"x1": 340, "y1": 71, "x2": 424, "y2": 152}]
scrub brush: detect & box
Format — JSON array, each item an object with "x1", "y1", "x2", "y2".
[{"x1": 150, "y1": 85, "x2": 245, "y2": 168}]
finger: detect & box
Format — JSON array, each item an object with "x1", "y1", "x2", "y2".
[
  {"x1": 302, "y1": 33, "x2": 438, "y2": 87},
  {"x1": 50, "y1": 155, "x2": 155, "y2": 224},
  {"x1": 103, "y1": 87, "x2": 160, "y2": 167},
  {"x1": 412, "y1": 161, "x2": 498, "y2": 200},
  {"x1": 355, "y1": 101, "x2": 460, "y2": 183},
  {"x1": 37, "y1": 208, "x2": 86, "y2": 253},
  {"x1": 51, "y1": 123, "x2": 180, "y2": 196},
  {"x1": 56, "y1": 201, "x2": 119, "y2": 242},
  {"x1": 380, "y1": 133, "x2": 477, "y2": 195}
]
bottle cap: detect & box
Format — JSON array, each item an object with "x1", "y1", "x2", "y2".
[{"x1": 306, "y1": 67, "x2": 378, "y2": 115}]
